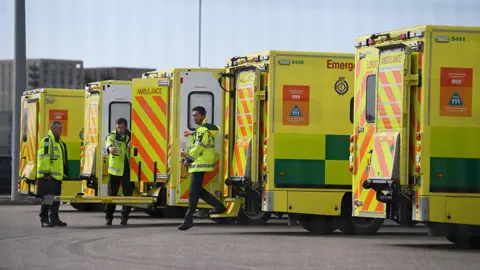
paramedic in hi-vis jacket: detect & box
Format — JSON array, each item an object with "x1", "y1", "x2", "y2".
[
  {"x1": 104, "y1": 118, "x2": 133, "y2": 226},
  {"x1": 37, "y1": 121, "x2": 68, "y2": 228},
  {"x1": 178, "y1": 106, "x2": 226, "y2": 231}
]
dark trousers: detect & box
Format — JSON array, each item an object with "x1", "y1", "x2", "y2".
[
  {"x1": 185, "y1": 172, "x2": 224, "y2": 221},
  {"x1": 38, "y1": 178, "x2": 62, "y2": 222},
  {"x1": 104, "y1": 171, "x2": 133, "y2": 221}
]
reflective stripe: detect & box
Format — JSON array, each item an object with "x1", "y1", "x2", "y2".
[
  {"x1": 189, "y1": 163, "x2": 215, "y2": 169},
  {"x1": 108, "y1": 166, "x2": 121, "y2": 173},
  {"x1": 50, "y1": 172, "x2": 62, "y2": 176},
  {"x1": 38, "y1": 170, "x2": 50, "y2": 174}
]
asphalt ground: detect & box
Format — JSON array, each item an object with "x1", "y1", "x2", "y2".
[{"x1": 0, "y1": 204, "x2": 479, "y2": 270}]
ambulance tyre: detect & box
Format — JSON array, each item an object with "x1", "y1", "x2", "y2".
[
  {"x1": 298, "y1": 214, "x2": 336, "y2": 234},
  {"x1": 237, "y1": 205, "x2": 271, "y2": 225},
  {"x1": 337, "y1": 195, "x2": 384, "y2": 235},
  {"x1": 445, "y1": 229, "x2": 480, "y2": 249}
]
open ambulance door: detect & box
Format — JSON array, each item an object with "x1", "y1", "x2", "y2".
[
  {"x1": 130, "y1": 78, "x2": 169, "y2": 201},
  {"x1": 81, "y1": 92, "x2": 100, "y2": 195},
  {"x1": 18, "y1": 98, "x2": 39, "y2": 196},
  {"x1": 176, "y1": 71, "x2": 224, "y2": 208},
  {"x1": 362, "y1": 44, "x2": 416, "y2": 220},
  {"x1": 211, "y1": 66, "x2": 270, "y2": 225}
]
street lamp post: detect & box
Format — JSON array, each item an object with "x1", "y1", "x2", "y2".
[
  {"x1": 11, "y1": 0, "x2": 27, "y2": 201},
  {"x1": 198, "y1": 0, "x2": 202, "y2": 67}
]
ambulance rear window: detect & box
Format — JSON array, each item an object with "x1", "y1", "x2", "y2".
[
  {"x1": 22, "y1": 107, "x2": 28, "y2": 142},
  {"x1": 365, "y1": 75, "x2": 376, "y2": 123},
  {"x1": 109, "y1": 102, "x2": 132, "y2": 131},
  {"x1": 188, "y1": 91, "x2": 214, "y2": 131}
]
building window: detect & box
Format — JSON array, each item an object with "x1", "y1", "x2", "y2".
[{"x1": 365, "y1": 75, "x2": 377, "y2": 123}]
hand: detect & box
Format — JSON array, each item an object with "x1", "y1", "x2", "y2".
[
  {"x1": 109, "y1": 146, "x2": 117, "y2": 153},
  {"x1": 127, "y1": 142, "x2": 132, "y2": 149},
  {"x1": 183, "y1": 160, "x2": 190, "y2": 168}
]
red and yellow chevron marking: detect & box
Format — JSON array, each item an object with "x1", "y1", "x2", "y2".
[
  {"x1": 81, "y1": 180, "x2": 95, "y2": 196},
  {"x1": 223, "y1": 97, "x2": 230, "y2": 196},
  {"x1": 82, "y1": 99, "x2": 99, "y2": 176},
  {"x1": 130, "y1": 83, "x2": 168, "y2": 183},
  {"x1": 18, "y1": 101, "x2": 27, "y2": 177},
  {"x1": 232, "y1": 71, "x2": 254, "y2": 178},
  {"x1": 180, "y1": 160, "x2": 220, "y2": 199},
  {"x1": 353, "y1": 51, "x2": 385, "y2": 214},
  {"x1": 369, "y1": 132, "x2": 399, "y2": 179},
  {"x1": 377, "y1": 69, "x2": 403, "y2": 130},
  {"x1": 23, "y1": 102, "x2": 38, "y2": 181}
]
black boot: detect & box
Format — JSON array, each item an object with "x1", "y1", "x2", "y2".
[
  {"x1": 178, "y1": 205, "x2": 196, "y2": 231},
  {"x1": 50, "y1": 202, "x2": 67, "y2": 227},
  {"x1": 178, "y1": 216, "x2": 194, "y2": 231}
]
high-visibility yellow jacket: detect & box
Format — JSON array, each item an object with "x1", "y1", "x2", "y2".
[
  {"x1": 105, "y1": 129, "x2": 131, "y2": 176},
  {"x1": 36, "y1": 130, "x2": 68, "y2": 181},
  {"x1": 185, "y1": 118, "x2": 219, "y2": 173}
]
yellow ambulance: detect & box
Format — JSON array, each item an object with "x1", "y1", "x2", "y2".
[
  {"x1": 350, "y1": 24, "x2": 480, "y2": 247},
  {"x1": 210, "y1": 50, "x2": 384, "y2": 232},
  {"x1": 18, "y1": 88, "x2": 87, "y2": 210},
  {"x1": 128, "y1": 68, "x2": 226, "y2": 218}
]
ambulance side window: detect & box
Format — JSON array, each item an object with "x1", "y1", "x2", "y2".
[
  {"x1": 188, "y1": 91, "x2": 214, "y2": 131},
  {"x1": 22, "y1": 107, "x2": 28, "y2": 142},
  {"x1": 109, "y1": 102, "x2": 132, "y2": 131},
  {"x1": 365, "y1": 75, "x2": 376, "y2": 123}
]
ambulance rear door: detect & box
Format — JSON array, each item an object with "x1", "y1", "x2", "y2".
[
  {"x1": 100, "y1": 83, "x2": 133, "y2": 195},
  {"x1": 19, "y1": 95, "x2": 39, "y2": 195},
  {"x1": 130, "y1": 79, "x2": 168, "y2": 187},
  {"x1": 177, "y1": 71, "x2": 224, "y2": 204}
]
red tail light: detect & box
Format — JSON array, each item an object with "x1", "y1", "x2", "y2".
[
  {"x1": 415, "y1": 165, "x2": 421, "y2": 173},
  {"x1": 416, "y1": 132, "x2": 421, "y2": 141},
  {"x1": 349, "y1": 135, "x2": 354, "y2": 143},
  {"x1": 349, "y1": 165, "x2": 354, "y2": 172}
]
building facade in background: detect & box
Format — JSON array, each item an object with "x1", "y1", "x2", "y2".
[
  {"x1": 0, "y1": 60, "x2": 155, "y2": 159},
  {"x1": 84, "y1": 67, "x2": 154, "y2": 83},
  {"x1": 0, "y1": 59, "x2": 84, "y2": 112}
]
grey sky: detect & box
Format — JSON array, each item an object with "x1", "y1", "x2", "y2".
[{"x1": 0, "y1": 0, "x2": 479, "y2": 69}]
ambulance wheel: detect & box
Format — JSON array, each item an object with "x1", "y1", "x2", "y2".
[
  {"x1": 298, "y1": 214, "x2": 336, "y2": 234},
  {"x1": 237, "y1": 205, "x2": 271, "y2": 225},
  {"x1": 338, "y1": 216, "x2": 384, "y2": 235},
  {"x1": 446, "y1": 231, "x2": 480, "y2": 249},
  {"x1": 337, "y1": 198, "x2": 384, "y2": 235}
]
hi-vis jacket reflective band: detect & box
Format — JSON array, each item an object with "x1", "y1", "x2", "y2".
[
  {"x1": 105, "y1": 129, "x2": 131, "y2": 177},
  {"x1": 185, "y1": 118, "x2": 220, "y2": 173},
  {"x1": 36, "y1": 130, "x2": 66, "y2": 181}
]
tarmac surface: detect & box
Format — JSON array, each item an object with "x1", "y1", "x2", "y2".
[{"x1": 0, "y1": 204, "x2": 479, "y2": 270}]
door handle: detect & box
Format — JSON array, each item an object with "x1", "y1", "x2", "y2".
[{"x1": 133, "y1": 148, "x2": 138, "y2": 156}]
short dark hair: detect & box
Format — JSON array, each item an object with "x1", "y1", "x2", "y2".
[
  {"x1": 116, "y1": 118, "x2": 128, "y2": 127},
  {"x1": 192, "y1": 106, "x2": 206, "y2": 116},
  {"x1": 50, "y1": 121, "x2": 62, "y2": 130}
]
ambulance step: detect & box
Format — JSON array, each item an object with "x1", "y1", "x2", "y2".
[{"x1": 44, "y1": 195, "x2": 157, "y2": 205}]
